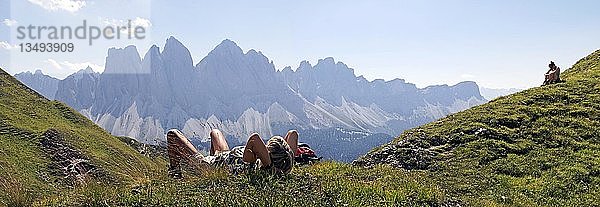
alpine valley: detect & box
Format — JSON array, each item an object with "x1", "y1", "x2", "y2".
[{"x1": 15, "y1": 37, "x2": 486, "y2": 162}]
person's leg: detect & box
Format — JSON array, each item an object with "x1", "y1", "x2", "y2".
[
  {"x1": 167, "y1": 129, "x2": 199, "y2": 158},
  {"x1": 167, "y1": 129, "x2": 199, "y2": 177},
  {"x1": 167, "y1": 136, "x2": 182, "y2": 176},
  {"x1": 242, "y1": 133, "x2": 272, "y2": 167},
  {"x1": 284, "y1": 130, "x2": 299, "y2": 156},
  {"x1": 209, "y1": 129, "x2": 229, "y2": 155},
  {"x1": 550, "y1": 70, "x2": 558, "y2": 83}
]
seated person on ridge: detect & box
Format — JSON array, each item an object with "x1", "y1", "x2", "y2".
[
  {"x1": 544, "y1": 61, "x2": 561, "y2": 85},
  {"x1": 166, "y1": 129, "x2": 298, "y2": 178}
]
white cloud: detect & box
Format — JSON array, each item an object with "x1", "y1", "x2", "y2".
[
  {"x1": 45, "y1": 59, "x2": 104, "y2": 73},
  {"x1": 131, "y1": 17, "x2": 152, "y2": 28},
  {"x1": 102, "y1": 17, "x2": 152, "y2": 30},
  {"x1": 27, "y1": 0, "x2": 86, "y2": 13},
  {"x1": 0, "y1": 41, "x2": 17, "y2": 50},
  {"x1": 2, "y1": 19, "x2": 18, "y2": 27},
  {"x1": 46, "y1": 59, "x2": 62, "y2": 70}
]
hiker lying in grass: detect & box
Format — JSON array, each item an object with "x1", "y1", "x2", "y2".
[{"x1": 167, "y1": 129, "x2": 298, "y2": 178}]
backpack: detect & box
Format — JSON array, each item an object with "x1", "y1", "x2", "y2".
[{"x1": 294, "y1": 143, "x2": 322, "y2": 165}]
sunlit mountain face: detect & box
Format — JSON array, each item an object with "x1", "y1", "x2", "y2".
[{"x1": 15, "y1": 37, "x2": 486, "y2": 162}]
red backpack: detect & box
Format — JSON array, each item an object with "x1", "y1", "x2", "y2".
[{"x1": 295, "y1": 143, "x2": 321, "y2": 165}]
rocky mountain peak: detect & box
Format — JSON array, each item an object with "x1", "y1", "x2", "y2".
[
  {"x1": 104, "y1": 45, "x2": 142, "y2": 74},
  {"x1": 210, "y1": 39, "x2": 244, "y2": 56},
  {"x1": 296, "y1": 60, "x2": 312, "y2": 72},
  {"x1": 281, "y1": 66, "x2": 293, "y2": 73},
  {"x1": 317, "y1": 57, "x2": 336, "y2": 66},
  {"x1": 142, "y1": 45, "x2": 162, "y2": 66},
  {"x1": 145, "y1": 45, "x2": 161, "y2": 58},
  {"x1": 246, "y1": 49, "x2": 267, "y2": 60},
  {"x1": 161, "y1": 36, "x2": 194, "y2": 69},
  {"x1": 79, "y1": 66, "x2": 95, "y2": 74},
  {"x1": 451, "y1": 81, "x2": 485, "y2": 99}
]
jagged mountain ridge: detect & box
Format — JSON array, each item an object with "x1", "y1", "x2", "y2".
[
  {"x1": 53, "y1": 67, "x2": 99, "y2": 110},
  {"x1": 14, "y1": 70, "x2": 60, "y2": 100},
  {"x1": 16, "y1": 37, "x2": 486, "y2": 161}
]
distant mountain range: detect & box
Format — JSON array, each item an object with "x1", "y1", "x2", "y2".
[
  {"x1": 15, "y1": 37, "x2": 486, "y2": 162},
  {"x1": 14, "y1": 69, "x2": 60, "y2": 100},
  {"x1": 479, "y1": 87, "x2": 523, "y2": 100}
]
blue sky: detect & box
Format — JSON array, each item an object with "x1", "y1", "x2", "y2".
[{"x1": 1, "y1": 0, "x2": 600, "y2": 89}]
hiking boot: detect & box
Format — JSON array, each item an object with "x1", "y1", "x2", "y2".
[{"x1": 168, "y1": 166, "x2": 183, "y2": 179}]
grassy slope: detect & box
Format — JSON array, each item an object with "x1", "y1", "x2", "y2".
[
  {"x1": 2, "y1": 49, "x2": 600, "y2": 206},
  {"x1": 0, "y1": 67, "x2": 447, "y2": 206},
  {"x1": 45, "y1": 163, "x2": 447, "y2": 206},
  {"x1": 0, "y1": 69, "x2": 166, "y2": 206},
  {"x1": 55, "y1": 49, "x2": 599, "y2": 206},
  {"x1": 360, "y1": 49, "x2": 600, "y2": 206}
]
